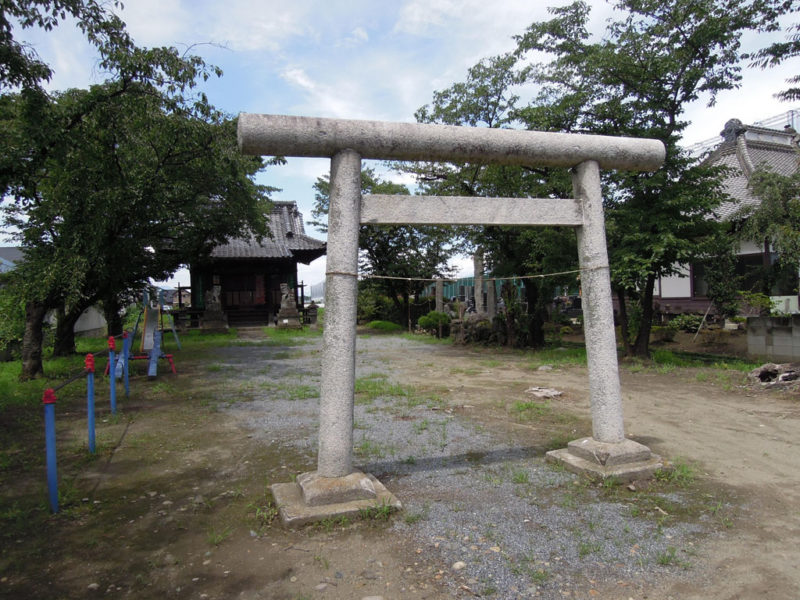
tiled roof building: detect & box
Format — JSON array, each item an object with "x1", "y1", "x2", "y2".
[
  {"x1": 190, "y1": 202, "x2": 326, "y2": 326},
  {"x1": 709, "y1": 118, "x2": 799, "y2": 220},
  {"x1": 655, "y1": 117, "x2": 800, "y2": 314}
]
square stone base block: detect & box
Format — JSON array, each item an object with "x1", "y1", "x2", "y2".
[
  {"x1": 546, "y1": 437, "x2": 662, "y2": 483},
  {"x1": 270, "y1": 471, "x2": 401, "y2": 526}
]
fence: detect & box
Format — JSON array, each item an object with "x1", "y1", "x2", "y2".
[
  {"x1": 747, "y1": 316, "x2": 800, "y2": 362},
  {"x1": 42, "y1": 334, "x2": 132, "y2": 513}
]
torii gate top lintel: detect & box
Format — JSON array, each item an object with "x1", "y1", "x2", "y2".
[{"x1": 237, "y1": 113, "x2": 665, "y2": 172}]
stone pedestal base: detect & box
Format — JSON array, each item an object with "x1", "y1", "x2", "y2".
[
  {"x1": 200, "y1": 310, "x2": 228, "y2": 333},
  {"x1": 546, "y1": 437, "x2": 661, "y2": 483},
  {"x1": 276, "y1": 314, "x2": 302, "y2": 329},
  {"x1": 270, "y1": 471, "x2": 401, "y2": 526}
]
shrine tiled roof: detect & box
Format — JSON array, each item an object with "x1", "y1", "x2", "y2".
[
  {"x1": 706, "y1": 119, "x2": 799, "y2": 220},
  {"x1": 210, "y1": 202, "x2": 326, "y2": 264}
]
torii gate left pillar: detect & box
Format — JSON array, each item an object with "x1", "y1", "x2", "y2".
[{"x1": 238, "y1": 114, "x2": 665, "y2": 525}]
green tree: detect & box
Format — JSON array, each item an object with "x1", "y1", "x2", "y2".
[
  {"x1": 738, "y1": 167, "x2": 800, "y2": 295},
  {"x1": 407, "y1": 53, "x2": 578, "y2": 347},
  {"x1": 1, "y1": 0, "x2": 125, "y2": 91},
  {"x1": 1, "y1": 3, "x2": 273, "y2": 376},
  {"x1": 746, "y1": 1, "x2": 800, "y2": 101},
  {"x1": 311, "y1": 167, "x2": 457, "y2": 323},
  {"x1": 514, "y1": 0, "x2": 772, "y2": 356}
]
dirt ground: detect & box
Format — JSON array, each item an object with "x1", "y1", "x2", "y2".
[{"x1": 2, "y1": 328, "x2": 799, "y2": 600}]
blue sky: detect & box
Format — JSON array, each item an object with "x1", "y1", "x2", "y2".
[{"x1": 12, "y1": 0, "x2": 800, "y2": 285}]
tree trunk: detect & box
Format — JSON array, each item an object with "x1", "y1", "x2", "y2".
[
  {"x1": 53, "y1": 303, "x2": 84, "y2": 357},
  {"x1": 21, "y1": 300, "x2": 47, "y2": 380},
  {"x1": 103, "y1": 294, "x2": 123, "y2": 336},
  {"x1": 524, "y1": 282, "x2": 546, "y2": 348},
  {"x1": 631, "y1": 273, "x2": 656, "y2": 358},
  {"x1": 616, "y1": 286, "x2": 633, "y2": 356}
]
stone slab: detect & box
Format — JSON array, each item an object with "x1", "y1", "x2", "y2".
[
  {"x1": 297, "y1": 471, "x2": 377, "y2": 506},
  {"x1": 271, "y1": 472, "x2": 401, "y2": 526},
  {"x1": 546, "y1": 447, "x2": 662, "y2": 483},
  {"x1": 566, "y1": 437, "x2": 653, "y2": 466},
  {"x1": 361, "y1": 195, "x2": 583, "y2": 226}
]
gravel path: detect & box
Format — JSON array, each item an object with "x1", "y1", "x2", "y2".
[{"x1": 219, "y1": 333, "x2": 720, "y2": 599}]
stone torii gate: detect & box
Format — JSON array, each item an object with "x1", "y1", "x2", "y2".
[{"x1": 238, "y1": 114, "x2": 665, "y2": 524}]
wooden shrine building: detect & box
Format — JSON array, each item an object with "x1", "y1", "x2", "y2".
[{"x1": 189, "y1": 202, "x2": 326, "y2": 326}]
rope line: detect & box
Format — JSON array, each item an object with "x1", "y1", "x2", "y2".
[{"x1": 358, "y1": 264, "x2": 608, "y2": 284}]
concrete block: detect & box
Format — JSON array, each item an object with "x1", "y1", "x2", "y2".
[
  {"x1": 566, "y1": 437, "x2": 652, "y2": 466},
  {"x1": 546, "y1": 437, "x2": 662, "y2": 483},
  {"x1": 546, "y1": 448, "x2": 662, "y2": 483},
  {"x1": 297, "y1": 471, "x2": 376, "y2": 506},
  {"x1": 271, "y1": 472, "x2": 401, "y2": 526}
]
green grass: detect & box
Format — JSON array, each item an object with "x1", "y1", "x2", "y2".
[
  {"x1": 650, "y1": 349, "x2": 757, "y2": 371},
  {"x1": 358, "y1": 501, "x2": 395, "y2": 521},
  {"x1": 399, "y1": 332, "x2": 452, "y2": 345},
  {"x1": 525, "y1": 346, "x2": 587, "y2": 369},
  {"x1": 511, "y1": 469, "x2": 530, "y2": 484},
  {"x1": 511, "y1": 400, "x2": 551, "y2": 420},
  {"x1": 354, "y1": 375, "x2": 412, "y2": 403},
  {"x1": 654, "y1": 457, "x2": 696, "y2": 487},
  {"x1": 206, "y1": 525, "x2": 233, "y2": 546}
]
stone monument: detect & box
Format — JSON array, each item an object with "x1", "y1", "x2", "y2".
[
  {"x1": 201, "y1": 285, "x2": 228, "y2": 332},
  {"x1": 276, "y1": 283, "x2": 302, "y2": 329},
  {"x1": 238, "y1": 113, "x2": 666, "y2": 524}
]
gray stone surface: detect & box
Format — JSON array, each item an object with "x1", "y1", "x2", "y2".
[
  {"x1": 572, "y1": 161, "x2": 626, "y2": 444},
  {"x1": 486, "y1": 279, "x2": 496, "y2": 320},
  {"x1": 435, "y1": 279, "x2": 444, "y2": 313},
  {"x1": 271, "y1": 472, "x2": 401, "y2": 526},
  {"x1": 201, "y1": 284, "x2": 228, "y2": 332},
  {"x1": 566, "y1": 437, "x2": 653, "y2": 466},
  {"x1": 747, "y1": 315, "x2": 800, "y2": 361},
  {"x1": 318, "y1": 149, "x2": 361, "y2": 478},
  {"x1": 361, "y1": 195, "x2": 583, "y2": 226},
  {"x1": 297, "y1": 470, "x2": 377, "y2": 506},
  {"x1": 473, "y1": 253, "x2": 484, "y2": 314},
  {"x1": 545, "y1": 447, "x2": 662, "y2": 483},
  {"x1": 276, "y1": 283, "x2": 302, "y2": 329},
  {"x1": 238, "y1": 113, "x2": 665, "y2": 171}
]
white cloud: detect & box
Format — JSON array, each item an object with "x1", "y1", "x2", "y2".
[{"x1": 340, "y1": 26, "x2": 369, "y2": 47}]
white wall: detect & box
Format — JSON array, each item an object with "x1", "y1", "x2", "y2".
[{"x1": 658, "y1": 265, "x2": 692, "y2": 299}]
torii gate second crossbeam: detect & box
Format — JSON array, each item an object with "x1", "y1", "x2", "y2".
[{"x1": 238, "y1": 113, "x2": 665, "y2": 525}]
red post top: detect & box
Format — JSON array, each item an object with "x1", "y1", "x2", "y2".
[
  {"x1": 84, "y1": 353, "x2": 95, "y2": 373},
  {"x1": 42, "y1": 388, "x2": 57, "y2": 404},
  {"x1": 123, "y1": 330, "x2": 128, "y2": 339},
  {"x1": 108, "y1": 336, "x2": 116, "y2": 351}
]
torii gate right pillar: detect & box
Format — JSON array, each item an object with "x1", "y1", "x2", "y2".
[{"x1": 545, "y1": 160, "x2": 661, "y2": 481}]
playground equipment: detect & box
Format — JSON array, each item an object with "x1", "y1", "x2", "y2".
[
  {"x1": 108, "y1": 288, "x2": 180, "y2": 380},
  {"x1": 130, "y1": 289, "x2": 179, "y2": 378}
]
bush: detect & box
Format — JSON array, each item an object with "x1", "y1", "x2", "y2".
[
  {"x1": 365, "y1": 320, "x2": 403, "y2": 332},
  {"x1": 669, "y1": 313, "x2": 704, "y2": 332},
  {"x1": 651, "y1": 325, "x2": 676, "y2": 342},
  {"x1": 417, "y1": 311, "x2": 450, "y2": 338},
  {"x1": 358, "y1": 286, "x2": 403, "y2": 323}
]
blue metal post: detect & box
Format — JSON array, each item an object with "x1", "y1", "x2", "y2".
[
  {"x1": 108, "y1": 336, "x2": 117, "y2": 415},
  {"x1": 85, "y1": 354, "x2": 96, "y2": 454},
  {"x1": 43, "y1": 389, "x2": 58, "y2": 513},
  {"x1": 122, "y1": 331, "x2": 130, "y2": 398}
]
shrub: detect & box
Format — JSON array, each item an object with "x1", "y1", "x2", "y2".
[
  {"x1": 669, "y1": 313, "x2": 704, "y2": 332},
  {"x1": 651, "y1": 325, "x2": 676, "y2": 342},
  {"x1": 417, "y1": 311, "x2": 451, "y2": 338},
  {"x1": 366, "y1": 320, "x2": 403, "y2": 332}
]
